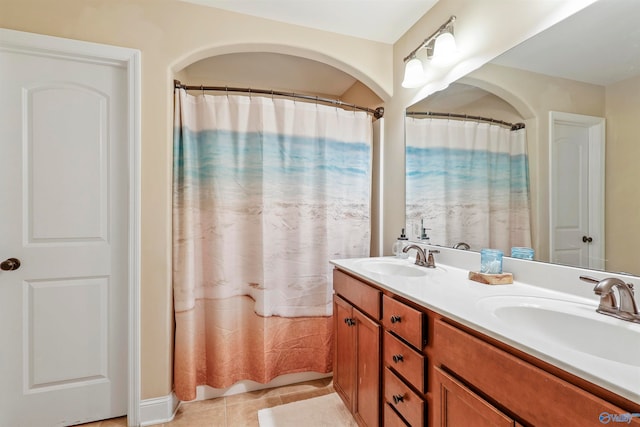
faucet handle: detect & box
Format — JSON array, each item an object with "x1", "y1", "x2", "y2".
[{"x1": 579, "y1": 275, "x2": 599, "y2": 284}]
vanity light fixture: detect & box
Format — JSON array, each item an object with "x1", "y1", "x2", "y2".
[
  {"x1": 402, "y1": 15, "x2": 457, "y2": 88},
  {"x1": 402, "y1": 55, "x2": 427, "y2": 88}
]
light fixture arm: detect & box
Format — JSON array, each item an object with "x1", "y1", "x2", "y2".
[{"x1": 403, "y1": 15, "x2": 456, "y2": 62}]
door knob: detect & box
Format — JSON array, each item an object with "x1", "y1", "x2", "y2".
[
  {"x1": 1, "y1": 258, "x2": 21, "y2": 271},
  {"x1": 582, "y1": 236, "x2": 593, "y2": 243}
]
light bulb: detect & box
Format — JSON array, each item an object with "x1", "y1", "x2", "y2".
[
  {"x1": 432, "y1": 32, "x2": 457, "y2": 65},
  {"x1": 401, "y1": 57, "x2": 426, "y2": 88}
]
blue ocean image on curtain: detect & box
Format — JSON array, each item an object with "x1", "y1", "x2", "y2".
[
  {"x1": 175, "y1": 129, "x2": 370, "y2": 202},
  {"x1": 406, "y1": 146, "x2": 529, "y2": 203},
  {"x1": 172, "y1": 90, "x2": 372, "y2": 398},
  {"x1": 405, "y1": 118, "x2": 531, "y2": 252}
]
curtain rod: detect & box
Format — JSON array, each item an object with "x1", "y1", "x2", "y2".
[
  {"x1": 406, "y1": 111, "x2": 525, "y2": 131},
  {"x1": 174, "y1": 80, "x2": 384, "y2": 119}
]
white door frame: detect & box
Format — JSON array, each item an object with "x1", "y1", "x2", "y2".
[
  {"x1": 0, "y1": 29, "x2": 141, "y2": 426},
  {"x1": 549, "y1": 110, "x2": 605, "y2": 270}
]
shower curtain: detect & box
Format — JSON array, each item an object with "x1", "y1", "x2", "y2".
[
  {"x1": 173, "y1": 89, "x2": 372, "y2": 401},
  {"x1": 405, "y1": 117, "x2": 531, "y2": 253}
]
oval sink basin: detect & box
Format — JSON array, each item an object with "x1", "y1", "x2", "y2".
[
  {"x1": 360, "y1": 261, "x2": 427, "y2": 277},
  {"x1": 477, "y1": 296, "x2": 640, "y2": 367}
]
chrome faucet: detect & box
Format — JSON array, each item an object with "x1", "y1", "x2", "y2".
[
  {"x1": 402, "y1": 245, "x2": 439, "y2": 268},
  {"x1": 453, "y1": 242, "x2": 470, "y2": 250},
  {"x1": 403, "y1": 244, "x2": 427, "y2": 267},
  {"x1": 426, "y1": 249, "x2": 439, "y2": 268},
  {"x1": 580, "y1": 276, "x2": 640, "y2": 323}
]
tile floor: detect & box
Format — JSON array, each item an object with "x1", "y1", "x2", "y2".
[{"x1": 77, "y1": 377, "x2": 334, "y2": 427}]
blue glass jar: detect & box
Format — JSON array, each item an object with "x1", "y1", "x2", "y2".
[
  {"x1": 480, "y1": 249, "x2": 503, "y2": 274},
  {"x1": 511, "y1": 247, "x2": 534, "y2": 260}
]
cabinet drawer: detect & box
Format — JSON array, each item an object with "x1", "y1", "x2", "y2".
[
  {"x1": 434, "y1": 320, "x2": 640, "y2": 426},
  {"x1": 333, "y1": 269, "x2": 381, "y2": 319},
  {"x1": 382, "y1": 295, "x2": 426, "y2": 349},
  {"x1": 384, "y1": 367, "x2": 424, "y2": 427},
  {"x1": 384, "y1": 331, "x2": 426, "y2": 392},
  {"x1": 384, "y1": 403, "x2": 409, "y2": 427}
]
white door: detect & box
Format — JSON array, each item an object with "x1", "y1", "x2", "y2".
[
  {"x1": 549, "y1": 111, "x2": 605, "y2": 270},
  {"x1": 0, "y1": 32, "x2": 131, "y2": 426}
]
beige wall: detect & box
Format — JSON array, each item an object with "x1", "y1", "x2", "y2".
[
  {"x1": 605, "y1": 74, "x2": 640, "y2": 274},
  {"x1": 0, "y1": 0, "x2": 392, "y2": 399},
  {"x1": 0, "y1": 0, "x2": 599, "y2": 401}
]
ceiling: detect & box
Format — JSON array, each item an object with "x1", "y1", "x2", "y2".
[
  {"x1": 492, "y1": 0, "x2": 640, "y2": 86},
  {"x1": 179, "y1": 0, "x2": 439, "y2": 44}
]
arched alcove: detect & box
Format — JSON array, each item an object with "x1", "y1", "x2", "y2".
[
  {"x1": 171, "y1": 44, "x2": 389, "y2": 105},
  {"x1": 407, "y1": 81, "x2": 527, "y2": 123},
  {"x1": 458, "y1": 76, "x2": 536, "y2": 121}
]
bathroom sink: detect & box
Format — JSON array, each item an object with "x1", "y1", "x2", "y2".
[
  {"x1": 356, "y1": 258, "x2": 448, "y2": 278},
  {"x1": 359, "y1": 260, "x2": 428, "y2": 277},
  {"x1": 477, "y1": 296, "x2": 640, "y2": 367}
]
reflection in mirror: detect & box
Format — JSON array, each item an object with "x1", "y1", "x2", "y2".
[
  {"x1": 405, "y1": 0, "x2": 640, "y2": 276},
  {"x1": 405, "y1": 105, "x2": 530, "y2": 254}
]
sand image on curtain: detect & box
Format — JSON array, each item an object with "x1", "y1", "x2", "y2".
[
  {"x1": 173, "y1": 89, "x2": 372, "y2": 401},
  {"x1": 405, "y1": 117, "x2": 531, "y2": 253}
]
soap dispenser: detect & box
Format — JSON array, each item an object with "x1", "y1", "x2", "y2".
[
  {"x1": 419, "y1": 219, "x2": 430, "y2": 244},
  {"x1": 392, "y1": 228, "x2": 409, "y2": 258}
]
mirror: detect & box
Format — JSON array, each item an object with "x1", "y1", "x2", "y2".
[{"x1": 405, "y1": 0, "x2": 640, "y2": 276}]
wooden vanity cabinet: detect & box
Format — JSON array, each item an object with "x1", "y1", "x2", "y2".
[
  {"x1": 333, "y1": 270, "x2": 382, "y2": 427},
  {"x1": 434, "y1": 366, "x2": 516, "y2": 427},
  {"x1": 382, "y1": 295, "x2": 427, "y2": 426},
  {"x1": 333, "y1": 268, "x2": 640, "y2": 427},
  {"x1": 432, "y1": 319, "x2": 640, "y2": 427}
]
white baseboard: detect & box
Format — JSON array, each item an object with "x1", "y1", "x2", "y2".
[{"x1": 139, "y1": 392, "x2": 180, "y2": 426}]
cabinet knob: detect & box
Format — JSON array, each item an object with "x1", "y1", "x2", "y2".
[
  {"x1": 344, "y1": 317, "x2": 356, "y2": 327},
  {"x1": 392, "y1": 354, "x2": 404, "y2": 363},
  {"x1": 390, "y1": 315, "x2": 402, "y2": 324},
  {"x1": 392, "y1": 394, "x2": 405, "y2": 404}
]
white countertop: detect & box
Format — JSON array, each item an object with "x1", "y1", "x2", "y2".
[{"x1": 331, "y1": 256, "x2": 640, "y2": 405}]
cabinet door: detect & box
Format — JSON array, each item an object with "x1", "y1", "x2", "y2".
[
  {"x1": 334, "y1": 295, "x2": 356, "y2": 412},
  {"x1": 435, "y1": 367, "x2": 515, "y2": 427},
  {"x1": 355, "y1": 308, "x2": 381, "y2": 427}
]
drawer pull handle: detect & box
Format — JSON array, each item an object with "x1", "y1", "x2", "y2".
[
  {"x1": 392, "y1": 394, "x2": 405, "y2": 404},
  {"x1": 390, "y1": 315, "x2": 402, "y2": 324},
  {"x1": 392, "y1": 354, "x2": 404, "y2": 363},
  {"x1": 344, "y1": 318, "x2": 356, "y2": 327}
]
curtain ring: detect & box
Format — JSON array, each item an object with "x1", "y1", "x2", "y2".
[
  {"x1": 271, "y1": 90, "x2": 274, "y2": 101},
  {"x1": 225, "y1": 86, "x2": 229, "y2": 99},
  {"x1": 248, "y1": 88, "x2": 251, "y2": 99},
  {"x1": 200, "y1": 85, "x2": 204, "y2": 97}
]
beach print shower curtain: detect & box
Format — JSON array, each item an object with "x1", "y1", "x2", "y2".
[
  {"x1": 173, "y1": 89, "x2": 372, "y2": 401},
  {"x1": 405, "y1": 117, "x2": 531, "y2": 253}
]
